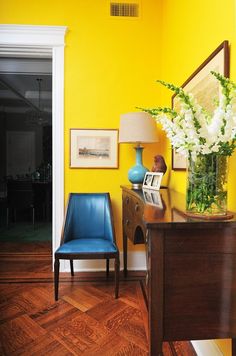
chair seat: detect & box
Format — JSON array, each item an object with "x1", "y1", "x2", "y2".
[{"x1": 55, "y1": 238, "x2": 118, "y2": 254}]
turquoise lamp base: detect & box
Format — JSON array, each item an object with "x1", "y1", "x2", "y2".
[{"x1": 128, "y1": 146, "x2": 148, "y2": 189}]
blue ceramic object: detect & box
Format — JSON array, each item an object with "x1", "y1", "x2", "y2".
[{"x1": 128, "y1": 146, "x2": 148, "y2": 188}]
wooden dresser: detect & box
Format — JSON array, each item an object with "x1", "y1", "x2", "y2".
[{"x1": 121, "y1": 185, "x2": 236, "y2": 356}]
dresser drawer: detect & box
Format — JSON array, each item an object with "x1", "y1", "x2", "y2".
[
  {"x1": 165, "y1": 228, "x2": 236, "y2": 254},
  {"x1": 123, "y1": 194, "x2": 134, "y2": 219},
  {"x1": 122, "y1": 192, "x2": 133, "y2": 240},
  {"x1": 132, "y1": 195, "x2": 143, "y2": 222},
  {"x1": 122, "y1": 191, "x2": 145, "y2": 244}
]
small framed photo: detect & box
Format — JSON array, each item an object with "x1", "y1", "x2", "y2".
[
  {"x1": 70, "y1": 129, "x2": 119, "y2": 168},
  {"x1": 143, "y1": 172, "x2": 163, "y2": 190}
]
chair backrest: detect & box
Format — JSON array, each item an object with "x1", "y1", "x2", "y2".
[
  {"x1": 7, "y1": 180, "x2": 34, "y2": 209},
  {"x1": 62, "y1": 193, "x2": 115, "y2": 243}
]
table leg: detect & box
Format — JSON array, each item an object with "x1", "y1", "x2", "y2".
[
  {"x1": 148, "y1": 229, "x2": 164, "y2": 356},
  {"x1": 232, "y1": 339, "x2": 236, "y2": 356}
]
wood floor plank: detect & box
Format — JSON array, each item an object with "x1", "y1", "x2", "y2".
[
  {"x1": 102, "y1": 305, "x2": 141, "y2": 333},
  {"x1": 0, "y1": 301, "x2": 24, "y2": 324},
  {"x1": 12, "y1": 333, "x2": 73, "y2": 356},
  {"x1": 0, "y1": 251, "x2": 197, "y2": 356},
  {"x1": 136, "y1": 281, "x2": 149, "y2": 342},
  {"x1": 89, "y1": 280, "x2": 135, "y2": 299},
  {"x1": 115, "y1": 309, "x2": 149, "y2": 352},
  {"x1": 0, "y1": 314, "x2": 46, "y2": 354},
  {"x1": 87, "y1": 332, "x2": 148, "y2": 356},
  {"x1": 170, "y1": 341, "x2": 197, "y2": 356},
  {"x1": 163, "y1": 342, "x2": 176, "y2": 356},
  {"x1": 0, "y1": 241, "x2": 51, "y2": 255},
  {"x1": 30, "y1": 299, "x2": 80, "y2": 330},
  {"x1": 62, "y1": 284, "x2": 111, "y2": 312},
  {"x1": 118, "y1": 282, "x2": 143, "y2": 309},
  {"x1": 51, "y1": 311, "x2": 109, "y2": 354},
  {"x1": 87, "y1": 298, "x2": 130, "y2": 324},
  {"x1": 11, "y1": 286, "x2": 55, "y2": 314},
  {"x1": 88, "y1": 298, "x2": 149, "y2": 351},
  {"x1": 0, "y1": 283, "x2": 27, "y2": 303}
]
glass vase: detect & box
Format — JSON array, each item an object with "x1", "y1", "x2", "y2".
[{"x1": 186, "y1": 153, "x2": 228, "y2": 217}]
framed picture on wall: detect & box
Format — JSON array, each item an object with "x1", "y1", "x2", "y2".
[
  {"x1": 70, "y1": 129, "x2": 119, "y2": 168},
  {"x1": 172, "y1": 40, "x2": 229, "y2": 170}
]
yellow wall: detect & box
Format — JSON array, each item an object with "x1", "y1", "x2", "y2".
[
  {"x1": 159, "y1": 0, "x2": 236, "y2": 211},
  {"x1": 0, "y1": 0, "x2": 163, "y2": 254},
  {"x1": 159, "y1": 0, "x2": 236, "y2": 354},
  {"x1": 1, "y1": 1, "x2": 236, "y2": 354}
]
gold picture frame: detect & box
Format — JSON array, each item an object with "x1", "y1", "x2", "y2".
[
  {"x1": 70, "y1": 129, "x2": 119, "y2": 168},
  {"x1": 172, "y1": 40, "x2": 229, "y2": 170}
]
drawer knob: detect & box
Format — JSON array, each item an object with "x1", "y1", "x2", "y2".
[
  {"x1": 145, "y1": 230, "x2": 149, "y2": 244},
  {"x1": 135, "y1": 203, "x2": 139, "y2": 212},
  {"x1": 125, "y1": 219, "x2": 130, "y2": 226}
]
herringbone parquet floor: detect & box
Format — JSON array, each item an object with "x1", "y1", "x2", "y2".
[{"x1": 0, "y1": 245, "x2": 196, "y2": 356}]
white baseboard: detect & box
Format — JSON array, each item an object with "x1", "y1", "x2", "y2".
[
  {"x1": 191, "y1": 340, "x2": 223, "y2": 356},
  {"x1": 61, "y1": 251, "x2": 146, "y2": 272}
]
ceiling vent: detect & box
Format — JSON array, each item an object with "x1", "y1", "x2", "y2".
[{"x1": 110, "y1": 3, "x2": 139, "y2": 17}]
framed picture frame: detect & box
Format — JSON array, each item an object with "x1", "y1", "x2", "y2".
[
  {"x1": 70, "y1": 129, "x2": 119, "y2": 168},
  {"x1": 143, "y1": 188, "x2": 163, "y2": 209},
  {"x1": 142, "y1": 172, "x2": 163, "y2": 190},
  {"x1": 172, "y1": 40, "x2": 229, "y2": 170}
]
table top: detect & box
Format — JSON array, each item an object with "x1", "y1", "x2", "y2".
[{"x1": 121, "y1": 185, "x2": 236, "y2": 229}]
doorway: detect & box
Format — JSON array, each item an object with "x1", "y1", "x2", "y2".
[
  {"x1": 6, "y1": 131, "x2": 35, "y2": 176},
  {"x1": 0, "y1": 57, "x2": 52, "y2": 256},
  {"x1": 0, "y1": 25, "x2": 67, "y2": 269}
]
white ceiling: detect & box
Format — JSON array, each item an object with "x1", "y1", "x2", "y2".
[{"x1": 0, "y1": 57, "x2": 52, "y2": 116}]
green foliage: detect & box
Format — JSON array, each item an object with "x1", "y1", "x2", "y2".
[
  {"x1": 186, "y1": 154, "x2": 228, "y2": 215},
  {"x1": 136, "y1": 106, "x2": 178, "y2": 118},
  {"x1": 211, "y1": 71, "x2": 236, "y2": 106},
  {"x1": 148, "y1": 78, "x2": 203, "y2": 133}
]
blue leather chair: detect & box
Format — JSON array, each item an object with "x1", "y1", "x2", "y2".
[{"x1": 54, "y1": 193, "x2": 120, "y2": 300}]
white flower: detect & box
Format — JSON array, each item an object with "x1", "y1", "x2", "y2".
[{"x1": 142, "y1": 72, "x2": 236, "y2": 158}]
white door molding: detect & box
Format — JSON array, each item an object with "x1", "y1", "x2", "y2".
[
  {"x1": 0, "y1": 24, "x2": 67, "y2": 259},
  {"x1": 0, "y1": 24, "x2": 67, "y2": 48}
]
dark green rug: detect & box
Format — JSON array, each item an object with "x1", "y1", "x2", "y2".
[{"x1": 0, "y1": 222, "x2": 52, "y2": 242}]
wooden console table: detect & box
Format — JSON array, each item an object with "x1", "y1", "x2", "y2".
[{"x1": 121, "y1": 185, "x2": 236, "y2": 356}]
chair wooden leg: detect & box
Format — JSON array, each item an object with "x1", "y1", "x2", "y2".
[
  {"x1": 70, "y1": 260, "x2": 74, "y2": 276},
  {"x1": 106, "y1": 259, "x2": 109, "y2": 278},
  {"x1": 54, "y1": 258, "x2": 60, "y2": 301},
  {"x1": 114, "y1": 254, "x2": 120, "y2": 299}
]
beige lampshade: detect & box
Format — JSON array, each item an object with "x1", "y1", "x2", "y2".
[{"x1": 119, "y1": 112, "x2": 158, "y2": 143}]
